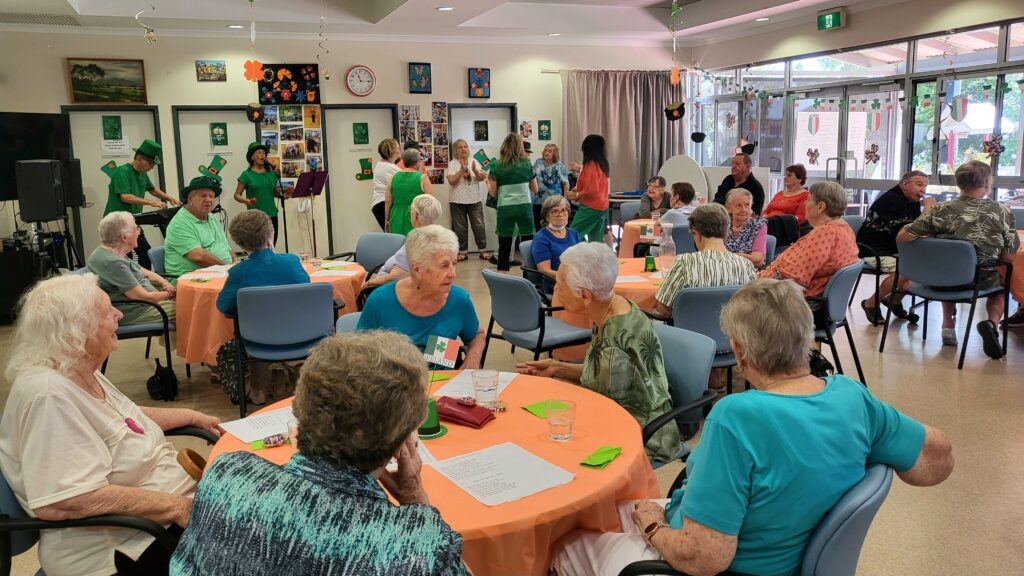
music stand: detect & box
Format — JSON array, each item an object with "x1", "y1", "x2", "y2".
[{"x1": 291, "y1": 171, "x2": 329, "y2": 257}]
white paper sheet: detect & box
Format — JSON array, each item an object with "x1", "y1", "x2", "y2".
[
  {"x1": 179, "y1": 272, "x2": 228, "y2": 281},
  {"x1": 312, "y1": 269, "x2": 359, "y2": 278},
  {"x1": 647, "y1": 271, "x2": 664, "y2": 279},
  {"x1": 220, "y1": 407, "x2": 294, "y2": 443},
  {"x1": 199, "y1": 265, "x2": 231, "y2": 272},
  {"x1": 615, "y1": 275, "x2": 648, "y2": 283},
  {"x1": 319, "y1": 260, "x2": 353, "y2": 269},
  {"x1": 432, "y1": 442, "x2": 575, "y2": 506},
  {"x1": 385, "y1": 442, "x2": 438, "y2": 472},
  {"x1": 432, "y1": 371, "x2": 518, "y2": 399}
]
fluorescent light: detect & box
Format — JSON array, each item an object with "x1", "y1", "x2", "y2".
[
  {"x1": 226, "y1": 24, "x2": 244, "y2": 29},
  {"x1": 548, "y1": 33, "x2": 561, "y2": 37},
  {"x1": 755, "y1": 17, "x2": 770, "y2": 22},
  {"x1": 437, "y1": 6, "x2": 455, "y2": 11}
]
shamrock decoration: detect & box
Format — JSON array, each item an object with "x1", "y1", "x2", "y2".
[
  {"x1": 864, "y1": 143, "x2": 880, "y2": 165},
  {"x1": 806, "y1": 148, "x2": 820, "y2": 165},
  {"x1": 982, "y1": 134, "x2": 1005, "y2": 157},
  {"x1": 243, "y1": 60, "x2": 264, "y2": 83}
]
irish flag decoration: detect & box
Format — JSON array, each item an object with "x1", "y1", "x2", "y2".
[
  {"x1": 424, "y1": 335, "x2": 459, "y2": 368},
  {"x1": 869, "y1": 111, "x2": 882, "y2": 132},
  {"x1": 807, "y1": 114, "x2": 820, "y2": 135},
  {"x1": 949, "y1": 96, "x2": 969, "y2": 122}
]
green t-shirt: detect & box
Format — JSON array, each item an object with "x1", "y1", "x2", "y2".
[
  {"x1": 489, "y1": 159, "x2": 534, "y2": 207},
  {"x1": 238, "y1": 168, "x2": 279, "y2": 217},
  {"x1": 86, "y1": 245, "x2": 156, "y2": 323},
  {"x1": 164, "y1": 207, "x2": 233, "y2": 279},
  {"x1": 105, "y1": 163, "x2": 155, "y2": 216}
]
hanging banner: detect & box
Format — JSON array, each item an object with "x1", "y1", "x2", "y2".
[
  {"x1": 807, "y1": 114, "x2": 820, "y2": 135},
  {"x1": 949, "y1": 96, "x2": 968, "y2": 123},
  {"x1": 210, "y1": 122, "x2": 229, "y2": 147}
]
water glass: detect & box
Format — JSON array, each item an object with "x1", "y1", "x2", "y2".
[
  {"x1": 546, "y1": 400, "x2": 576, "y2": 442},
  {"x1": 287, "y1": 418, "x2": 299, "y2": 448},
  {"x1": 299, "y1": 251, "x2": 310, "y2": 263},
  {"x1": 310, "y1": 257, "x2": 321, "y2": 269},
  {"x1": 471, "y1": 370, "x2": 499, "y2": 409}
]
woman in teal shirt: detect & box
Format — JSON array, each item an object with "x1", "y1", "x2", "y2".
[
  {"x1": 488, "y1": 133, "x2": 538, "y2": 271},
  {"x1": 234, "y1": 141, "x2": 285, "y2": 244},
  {"x1": 553, "y1": 279, "x2": 954, "y2": 576}
]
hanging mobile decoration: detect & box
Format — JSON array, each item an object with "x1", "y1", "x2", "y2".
[
  {"x1": 249, "y1": 0, "x2": 257, "y2": 50},
  {"x1": 669, "y1": 0, "x2": 681, "y2": 86},
  {"x1": 134, "y1": 4, "x2": 157, "y2": 45},
  {"x1": 982, "y1": 134, "x2": 1005, "y2": 158},
  {"x1": 317, "y1": 0, "x2": 331, "y2": 80}
]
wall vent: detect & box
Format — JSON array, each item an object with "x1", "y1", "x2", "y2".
[{"x1": 0, "y1": 12, "x2": 82, "y2": 26}]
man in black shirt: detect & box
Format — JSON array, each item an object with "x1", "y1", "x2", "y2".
[
  {"x1": 857, "y1": 170, "x2": 933, "y2": 324},
  {"x1": 713, "y1": 153, "x2": 765, "y2": 214}
]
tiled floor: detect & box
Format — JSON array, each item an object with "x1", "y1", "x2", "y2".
[{"x1": 2, "y1": 257, "x2": 1022, "y2": 575}]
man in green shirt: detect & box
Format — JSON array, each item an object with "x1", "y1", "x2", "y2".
[
  {"x1": 103, "y1": 139, "x2": 180, "y2": 269},
  {"x1": 164, "y1": 176, "x2": 237, "y2": 280}
]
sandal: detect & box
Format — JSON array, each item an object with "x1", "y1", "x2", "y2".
[
  {"x1": 860, "y1": 300, "x2": 884, "y2": 326},
  {"x1": 881, "y1": 297, "x2": 919, "y2": 324},
  {"x1": 479, "y1": 252, "x2": 494, "y2": 260},
  {"x1": 457, "y1": 252, "x2": 468, "y2": 262}
]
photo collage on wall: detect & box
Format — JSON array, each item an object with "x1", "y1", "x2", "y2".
[
  {"x1": 401, "y1": 102, "x2": 451, "y2": 185},
  {"x1": 260, "y1": 104, "x2": 323, "y2": 190}
]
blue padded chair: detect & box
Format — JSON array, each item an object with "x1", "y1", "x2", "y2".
[
  {"x1": 327, "y1": 232, "x2": 406, "y2": 276},
  {"x1": 335, "y1": 312, "x2": 361, "y2": 333},
  {"x1": 480, "y1": 269, "x2": 592, "y2": 364},
  {"x1": 618, "y1": 464, "x2": 894, "y2": 576},
  {"x1": 518, "y1": 239, "x2": 552, "y2": 302},
  {"x1": 1011, "y1": 207, "x2": 1024, "y2": 231},
  {"x1": 147, "y1": 246, "x2": 166, "y2": 275},
  {"x1": 619, "y1": 200, "x2": 641, "y2": 224},
  {"x1": 765, "y1": 234, "x2": 777, "y2": 266},
  {"x1": 233, "y1": 283, "x2": 335, "y2": 417},
  {"x1": 0, "y1": 426, "x2": 216, "y2": 576},
  {"x1": 808, "y1": 261, "x2": 866, "y2": 384},
  {"x1": 669, "y1": 285, "x2": 743, "y2": 394},
  {"x1": 880, "y1": 238, "x2": 1012, "y2": 369},
  {"x1": 669, "y1": 224, "x2": 698, "y2": 256},
  {"x1": 842, "y1": 215, "x2": 899, "y2": 316}
]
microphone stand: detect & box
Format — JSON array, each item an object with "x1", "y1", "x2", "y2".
[{"x1": 272, "y1": 167, "x2": 290, "y2": 253}]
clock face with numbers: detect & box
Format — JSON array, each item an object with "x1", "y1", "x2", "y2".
[{"x1": 345, "y1": 65, "x2": 376, "y2": 97}]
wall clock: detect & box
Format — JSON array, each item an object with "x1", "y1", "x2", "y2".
[{"x1": 345, "y1": 65, "x2": 376, "y2": 97}]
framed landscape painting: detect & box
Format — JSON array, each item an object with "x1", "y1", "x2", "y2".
[{"x1": 67, "y1": 58, "x2": 148, "y2": 105}]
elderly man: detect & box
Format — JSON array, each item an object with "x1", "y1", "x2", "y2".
[
  {"x1": 87, "y1": 211, "x2": 176, "y2": 325},
  {"x1": 897, "y1": 160, "x2": 1019, "y2": 358},
  {"x1": 164, "y1": 176, "x2": 236, "y2": 280},
  {"x1": 713, "y1": 153, "x2": 765, "y2": 214},
  {"x1": 103, "y1": 139, "x2": 180, "y2": 269},
  {"x1": 858, "y1": 170, "x2": 934, "y2": 325}
]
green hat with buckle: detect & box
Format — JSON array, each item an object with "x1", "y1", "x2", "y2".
[
  {"x1": 132, "y1": 139, "x2": 163, "y2": 165},
  {"x1": 180, "y1": 175, "x2": 222, "y2": 201},
  {"x1": 246, "y1": 141, "x2": 271, "y2": 164}
]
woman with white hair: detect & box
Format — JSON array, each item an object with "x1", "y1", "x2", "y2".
[
  {"x1": 723, "y1": 188, "x2": 767, "y2": 268},
  {"x1": 552, "y1": 279, "x2": 953, "y2": 576},
  {"x1": 0, "y1": 274, "x2": 222, "y2": 576},
  {"x1": 367, "y1": 194, "x2": 443, "y2": 288},
  {"x1": 357, "y1": 225, "x2": 485, "y2": 369},
  {"x1": 516, "y1": 243, "x2": 681, "y2": 462},
  {"x1": 87, "y1": 210, "x2": 176, "y2": 325}
]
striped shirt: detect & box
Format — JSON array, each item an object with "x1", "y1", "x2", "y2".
[{"x1": 655, "y1": 250, "x2": 756, "y2": 307}]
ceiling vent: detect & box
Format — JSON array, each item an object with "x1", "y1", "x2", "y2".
[{"x1": 0, "y1": 12, "x2": 82, "y2": 26}]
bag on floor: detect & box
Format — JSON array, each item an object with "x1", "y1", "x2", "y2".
[
  {"x1": 215, "y1": 339, "x2": 245, "y2": 404},
  {"x1": 146, "y1": 359, "x2": 179, "y2": 401},
  {"x1": 809, "y1": 349, "x2": 835, "y2": 378}
]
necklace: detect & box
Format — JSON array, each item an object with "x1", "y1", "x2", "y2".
[{"x1": 87, "y1": 374, "x2": 146, "y2": 435}]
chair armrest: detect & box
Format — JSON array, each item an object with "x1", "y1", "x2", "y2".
[
  {"x1": 325, "y1": 251, "x2": 355, "y2": 261},
  {"x1": 540, "y1": 305, "x2": 566, "y2": 314},
  {"x1": 110, "y1": 298, "x2": 170, "y2": 325},
  {"x1": 520, "y1": 265, "x2": 545, "y2": 277},
  {"x1": 856, "y1": 242, "x2": 884, "y2": 270},
  {"x1": 619, "y1": 563, "x2": 754, "y2": 576},
  {"x1": 0, "y1": 514, "x2": 179, "y2": 552},
  {"x1": 333, "y1": 299, "x2": 345, "y2": 317},
  {"x1": 644, "y1": 309, "x2": 671, "y2": 323},
  {"x1": 165, "y1": 425, "x2": 218, "y2": 444},
  {"x1": 642, "y1": 390, "x2": 718, "y2": 446}
]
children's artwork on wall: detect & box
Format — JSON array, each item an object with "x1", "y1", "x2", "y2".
[
  {"x1": 67, "y1": 58, "x2": 147, "y2": 104},
  {"x1": 258, "y1": 63, "x2": 320, "y2": 104},
  {"x1": 519, "y1": 120, "x2": 533, "y2": 139},
  {"x1": 474, "y1": 120, "x2": 489, "y2": 142},
  {"x1": 469, "y1": 68, "x2": 490, "y2": 98},
  {"x1": 432, "y1": 102, "x2": 448, "y2": 123},
  {"x1": 303, "y1": 106, "x2": 320, "y2": 129},
  {"x1": 433, "y1": 124, "x2": 449, "y2": 147},
  {"x1": 400, "y1": 104, "x2": 420, "y2": 122},
  {"x1": 195, "y1": 60, "x2": 226, "y2": 82},
  {"x1": 538, "y1": 120, "x2": 551, "y2": 141},
  {"x1": 305, "y1": 130, "x2": 322, "y2": 154},
  {"x1": 409, "y1": 63, "x2": 432, "y2": 94},
  {"x1": 261, "y1": 107, "x2": 279, "y2": 131},
  {"x1": 353, "y1": 122, "x2": 369, "y2": 145},
  {"x1": 433, "y1": 145, "x2": 449, "y2": 168},
  {"x1": 428, "y1": 168, "x2": 445, "y2": 185},
  {"x1": 417, "y1": 121, "x2": 432, "y2": 145}
]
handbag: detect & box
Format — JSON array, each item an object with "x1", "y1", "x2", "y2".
[
  {"x1": 146, "y1": 359, "x2": 179, "y2": 401},
  {"x1": 435, "y1": 396, "x2": 495, "y2": 429}
]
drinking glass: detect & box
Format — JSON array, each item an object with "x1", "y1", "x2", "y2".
[
  {"x1": 471, "y1": 370, "x2": 499, "y2": 409},
  {"x1": 546, "y1": 400, "x2": 576, "y2": 442}
]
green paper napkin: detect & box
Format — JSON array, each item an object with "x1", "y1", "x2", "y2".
[
  {"x1": 522, "y1": 400, "x2": 548, "y2": 418},
  {"x1": 428, "y1": 373, "x2": 451, "y2": 382},
  {"x1": 581, "y1": 446, "x2": 622, "y2": 469}
]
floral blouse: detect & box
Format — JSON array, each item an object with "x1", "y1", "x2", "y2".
[{"x1": 725, "y1": 216, "x2": 768, "y2": 256}]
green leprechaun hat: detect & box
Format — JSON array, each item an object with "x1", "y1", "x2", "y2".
[
  {"x1": 245, "y1": 141, "x2": 270, "y2": 164},
  {"x1": 132, "y1": 139, "x2": 163, "y2": 165},
  {"x1": 180, "y1": 175, "x2": 223, "y2": 201}
]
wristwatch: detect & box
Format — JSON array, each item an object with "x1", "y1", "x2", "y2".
[{"x1": 643, "y1": 521, "x2": 669, "y2": 544}]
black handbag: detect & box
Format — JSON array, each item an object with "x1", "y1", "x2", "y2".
[{"x1": 146, "y1": 359, "x2": 179, "y2": 401}]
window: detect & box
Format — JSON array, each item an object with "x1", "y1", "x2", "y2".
[
  {"x1": 715, "y1": 101, "x2": 739, "y2": 165},
  {"x1": 911, "y1": 81, "x2": 937, "y2": 175},
  {"x1": 759, "y1": 97, "x2": 785, "y2": 172},
  {"x1": 914, "y1": 27, "x2": 999, "y2": 72},
  {"x1": 997, "y1": 73, "x2": 1022, "y2": 178},
  {"x1": 712, "y1": 69, "x2": 739, "y2": 96},
  {"x1": 936, "y1": 76, "x2": 1001, "y2": 176},
  {"x1": 742, "y1": 63, "x2": 785, "y2": 92},
  {"x1": 790, "y1": 43, "x2": 908, "y2": 86},
  {"x1": 846, "y1": 89, "x2": 905, "y2": 180},
  {"x1": 1009, "y1": 23, "x2": 1024, "y2": 62}
]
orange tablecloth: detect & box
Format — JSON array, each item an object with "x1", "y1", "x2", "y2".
[
  {"x1": 174, "y1": 263, "x2": 366, "y2": 366},
  {"x1": 207, "y1": 372, "x2": 660, "y2": 576},
  {"x1": 1013, "y1": 232, "x2": 1024, "y2": 305},
  {"x1": 617, "y1": 219, "x2": 658, "y2": 258},
  {"x1": 553, "y1": 258, "x2": 663, "y2": 361}
]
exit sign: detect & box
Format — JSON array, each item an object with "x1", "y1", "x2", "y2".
[{"x1": 817, "y1": 7, "x2": 847, "y2": 31}]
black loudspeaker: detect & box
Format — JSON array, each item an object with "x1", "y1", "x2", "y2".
[
  {"x1": 15, "y1": 160, "x2": 64, "y2": 223},
  {"x1": 62, "y1": 159, "x2": 84, "y2": 208}
]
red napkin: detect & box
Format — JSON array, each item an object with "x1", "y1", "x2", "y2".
[{"x1": 436, "y1": 397, "x2": 495, "y2": 429}]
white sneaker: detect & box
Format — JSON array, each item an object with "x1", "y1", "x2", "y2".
[{"x1": 941, "y1": 328, "x2": 958, "y2": 347}]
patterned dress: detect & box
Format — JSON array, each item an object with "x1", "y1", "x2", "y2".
[
  {"x1": 758, "y1": 218, "x2": 859, "y2": 297},
  {"x1": 580, "y1": 302, "x2": 681, "y2": 462}
]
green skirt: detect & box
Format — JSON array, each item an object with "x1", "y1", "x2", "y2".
[
  {"x1": 496, "y1": 203, "x2": 534, "y2": 237},
  {"x1": 571, "y1": 205, "x2": 608, "y2": 242}
]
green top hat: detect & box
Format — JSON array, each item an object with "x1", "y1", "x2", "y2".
[
  {"x1": 132, "y1": 139, "x2": 163, "y2": 165},
  {"x1": 181, "y1": 175, "x2": 222, "y2": 201},
  {"x1": 246, "y1": 141, "x2": 270, "y2": 164}
]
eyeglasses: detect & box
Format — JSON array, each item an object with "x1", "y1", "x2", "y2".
[{"x1": 549, "y1": 208, "x2": 570, "y2": 215}]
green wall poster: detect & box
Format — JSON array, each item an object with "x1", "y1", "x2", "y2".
[
  {"x1": 538, "y1": 120, "x2": 551, "y2": 141},
  {"x1": 353, "y1": 122, "x2": 369, "y2": 145},
  {"x1": 102, "y1": 115, "x2": 122, "y2": 140},
  {"x1": 210, "y1": 122, "x2": 228, "y2": 146}
]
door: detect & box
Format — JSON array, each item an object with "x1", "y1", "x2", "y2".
[
  {"x1": 790, "y1": 89, "x2": 845, "y2": 182},
  {"x1": 843, "y1": 84, "x2": 905, "y2": 214},
  {"x1": 447, "y1": 105, "x2": 514, "y2": 253}
]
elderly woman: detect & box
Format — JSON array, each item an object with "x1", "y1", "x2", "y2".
[
  {"x1": 517, "y1": 243, "x2": 681, "y2": 462},
  {"x1": 0, "y1": 274, "x2": 221, "y2": 576},
  {"x1": 758, "y1": 181, "x2": 859, "y2": 297},
  {"x1": 368, "y1": 194, "x2": 444, "y2": 288},
  {"x1": 552, "y1": 279, "x2": 954, "y2": 576},
  {"x1": 170, "y1": 332, "x2": 469, "y2": 575},
  {"x1": 87, "y1": 211, "x2": 177, "y2": 325},
  {"x1": 533, "y1": 143, "x2": 570, "y2": 230},
  {"x1": 659, "y1": 182, "x2": 699, "y2": 228},
  {"x1": 639, "y1": 176, "x2": 671, "y2": 219},
  {"x1": 531, "y1": 195, "x2": 580, "y2": 292},
  {"x1": 234, "y1": 141, "x2": 286, "y2": 244},
  {"x1": 386, "y1": 147, "x2": 433, "y2": 236},
  {"x1": 723, "y1": 188, "x2": 768, "y2": 268},
  {"x1": 165, "y1": 176, "x2": 237, "y2": 280},
  {"x1": 762, "y1": 164, "x2": 809, "y2": 226},
  {"x1": 488, "y1": 133, "x2": 538, "y2": 271},
  {"x1": 372, "y1": 138, "x2": 402, "y2": 230},
  {"x1": 447, "y1": 138, "x2": 491, "y2": 261},
  {"x1": 358, "y1": 225, "x2": 485, "y2": 369}
]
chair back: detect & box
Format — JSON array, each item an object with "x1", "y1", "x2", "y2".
[
  {"x1": 72, "y1": 267, "x2": 90, "y2": 276},
  {"x1": 0, "y1": 470, "x2": 39, "y2": 556},
  {"x1": 765, "y1": 234, "x2": 777, "y2": 266},
  {"x1": 335, "y1": 312, "x2": 361, "y2": 333},
  {"x1": 896, "y1": 238, "x2": 977, "y2": 287},
  {"x1": 653, "y1": 324, "x2": 715, "y2": 430},
  {"x1": 1011, "y1": 207, "x2": 1023, "y2": 232},
  {"x1": 237, "y1": 284, "x2": 335, "y2": 347},
  {"x1": 800, "y1": 464, "x2": 894, "y2": 576},
  {"x1": 148, "y1": 246, "x2": 166, "y2": 275},
  {"x1": 842, "y1": 215, "x2": 864, "y2": 237},
  {"x1": 619, "y1": 201, "x2": 641, "y2": 223},
  {"x1": 671, "y1": 285, "x2": 742, "y2": 353},
  {"x1": 481, "y1": 269, "x2": 543, "y2": 333},
  {"x1": 519, "y1": 239, "x2": 547, "y2": 291},
  {"x1": 355, "y1": 233, "x2": 407, "y2": 275},
  {"x1": 669, "y1": 224, "x2": 697, "y2": 255},
  {"x1": 821, "y1": 261, "x2": 864, "y2": 326}
]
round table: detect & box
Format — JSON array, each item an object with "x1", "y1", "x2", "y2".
[
  {"x1": 553, "y1": 258, "x2": 663, "y2": 361},
  {"x1": 174, "y1": 262, "x2": 366, "y2": 366},
  {"x1": 207, "y1": 372, "x2": 660, "y2": 576},
  {"x1": 1012, "y1": 232, "x2": 1024, "y2": 306},
  {"x1": 618, "y1": 219, "x2": 659, "y2": 258}
]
